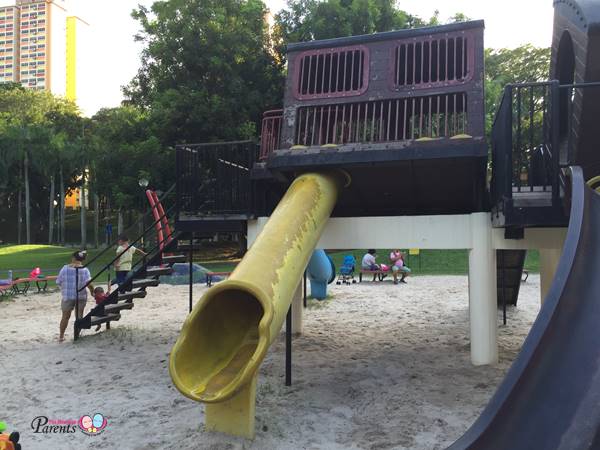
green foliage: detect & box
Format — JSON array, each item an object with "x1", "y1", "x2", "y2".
[
  {"x1": 124, "y1": 0, "x2": 284, "y2": 144},
  {"x1": 90, "y1": 106, "x2": 173, "y2": 210},
  {"x1": 485, "y1": 45, "x2": 551, "y2": 135},
  {"x1": 273, "y1": 0, "x2": 422, "y2": 61}
]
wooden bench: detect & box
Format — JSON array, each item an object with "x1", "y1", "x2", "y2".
[
  {"x1": 358, "y1": 270, "x2": 389, "y2": 282},
  {"x1": 206, "y1": 272, "x2": 232, "y2": 287}
]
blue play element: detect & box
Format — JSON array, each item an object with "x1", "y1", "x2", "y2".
[{"x1": 307, "y1": 249, "x2": 335, "y2": 300}]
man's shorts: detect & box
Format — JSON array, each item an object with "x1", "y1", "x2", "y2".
[
  {"x1": 392, "y1": 265, "x2": 411, "y2": 273},
  {"x1": 61, "y1": 299, "x2": 87, "y2": 312}
]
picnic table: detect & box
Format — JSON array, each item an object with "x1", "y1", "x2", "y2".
[{"x1": 0, "y1": 276, "x2": 58, "y2": 297}]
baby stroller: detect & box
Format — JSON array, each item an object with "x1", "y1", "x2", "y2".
[{"x1": 336, "y1": 255, "x2": 356, "y2": 285}]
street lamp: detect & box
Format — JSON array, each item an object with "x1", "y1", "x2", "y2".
[{"x1": 138, "y1": 178, "x2": 149, "y2": 249}]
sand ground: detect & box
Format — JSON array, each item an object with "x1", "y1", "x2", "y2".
[{"x1": 0, "y1": 275, "x2": 541, "y2": 450}]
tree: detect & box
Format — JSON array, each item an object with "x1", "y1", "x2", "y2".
[
  {"x1": 0, "y1": 85, "x2": 82, "y2": 244},
  {"x1": 273, "y1": 0, "x2": 423, "y2": 59},
  {"x1": 485, "y1": 45, "x2": 551, "y2": 134},
  {"x1": 125, "y1": 0, "x2": 284, "y2": 145}
]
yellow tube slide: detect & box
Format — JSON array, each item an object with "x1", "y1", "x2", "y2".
[{"x1": 169, "y1": 171, "x2": 346, "y2": 437}]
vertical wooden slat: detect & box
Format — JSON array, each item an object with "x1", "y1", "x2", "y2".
[
  {"x1": 428, "y1": 96, "x2": 432, "y2": 137},
  {"x1": 463, "y1": 92, "x2": 467, "y2": 133},
  {"x1": 445, "y1": 37, "x2": 448, "y2": 81},
  {"x1": 343, "y1": 50, "x2": 348, "y2": 91},
  {"x1": 395, "y1": 45, "x2": 400, "y2": 85},
  {"x1": 405, "y1": 43, "x2": 410, "y2": 84},
  {"x1": 403, "y1": 99, "x2": 408, "y2": 140},
  {"x1": 315, "y1": 53, "x2": 321, "y2": 94},
  {"x1": 334, "y1": 51, "x2": 340, "y2": 93},
  {"x1": 307, "y1": 55, "x2": 313, "y2": 95},
  {"x1": 333, "y1": 105, "x2": 339, "y2": 144},
  {"x1": 419, "y1": 97, "x2": 423, "y2": 138},
  {"x1": 328, "y1": 52, "x2": 333, "y2": 94},
  {"x1": 299, "y1": 56, "x2": 305, "y2": 95},
  {"x1": 412, "y1": 42, "x2": 416, "y2": 86},
  {"x1": 371, "y1": 101, "x2": 376, "y2": 142},
  {"x1": 320, "y1": 54, "x2": 326, "y2": 94},
  {"x1": 444, "y1": 94, "x2": 448, "y2": 136},
  {"x1": 463, "y1": 36, "x2": 467, "y2": 78},
  {"x1": 364, "y1": 102, "x2": 368, "y2": 142},
  {"x1": 420, "y1": 42, "x2": 424, "y2": 84},
  {"x1": 437, "y1": 38, "x2": 440, "y2": 82},
  {"x1": 350, "y1": 50, "x2": 355, "y2": 91},
  {"x1": 325, "y1": 105, "x2": 331, "y2": 143},
  {"x1": 395, "y1": 99, "x2": 400, "y2": 140},
  {"x1": 429, "y1": 38, "x2": 433, "y2": 83},
  {"x1": 453, "y1": 93, "x2": 457, "y2": 135},
  {"x1": 411, "y1": 98, "x2": 415, "y2": 139},
  {"x1": 436, "y1": 95, "x2": 441, "y2": 138},
  {"x1": 379, "y1": 100, "x2": 385, "y2": 141},
  {"x1": 311, "y1": 106, "x2": 317, "y2": 146},
  {"x1": 344, "y1": 104, "x2": 350, "y2": 144}
]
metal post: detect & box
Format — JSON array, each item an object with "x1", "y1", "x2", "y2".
[
  {"x1": 303, "y1": 271, "x2": 307, "y2": 308},
  {"x1": 550, "y1": 80, "x2": 561, "y2": 204},
  {"x1": 74, "y1": 266, "x2": 79, "y2": 341},
  {"x1": 285, "y1": 305, "x2": 292, "y2": 386},
  {"x1": 189, "y1": 233, "x2": 193, "y2": 313}
]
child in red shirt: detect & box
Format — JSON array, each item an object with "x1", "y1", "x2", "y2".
[{"x1": 93, "y1": 286, "x2": 109, "y2": 331}]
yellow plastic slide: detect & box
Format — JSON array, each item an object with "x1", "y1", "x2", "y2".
[{"x1": 169, "y1": 171, "x2": 347, "y2": 438}]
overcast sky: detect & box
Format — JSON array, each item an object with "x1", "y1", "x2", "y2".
[{"x1": 75, "y1": 0, "x2": 554, "y2": 116}]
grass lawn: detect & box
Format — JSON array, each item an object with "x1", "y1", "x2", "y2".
[
  {"x1": 0, "y1": 244, "x2": 540, "y2": 281},
  {"x1": 0, "y1": 245, "x2": 120, "y2": 279}
]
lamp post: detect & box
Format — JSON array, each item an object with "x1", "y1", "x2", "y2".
[{"x1": 138, "y1": 178, "x2": 149, "y2": 249}]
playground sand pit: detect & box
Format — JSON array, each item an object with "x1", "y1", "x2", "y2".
[{"x1": 0, "y1": 275, "x2": 541, "y2": 450}]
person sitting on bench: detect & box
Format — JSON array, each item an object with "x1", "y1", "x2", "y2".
[
  {"x1": 390, "y1": 249, "x2": 411, "y2": 284},
  {"x1": 361, "y1": 249, "x2": 380, "y2": 271}
]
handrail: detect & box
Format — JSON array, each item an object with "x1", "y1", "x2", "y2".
[
  {"x1": 78, "y1": 203, "x2": 177, "y2": 292},
  {"x1": 83, "y1": 183, "x2": 176, "y2": 269}
]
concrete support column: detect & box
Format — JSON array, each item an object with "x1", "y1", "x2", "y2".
[
  {"x1": 468, "y1": 213, "x2": 498, "y2": 366},
  {"x1": 291, "y1": 281, "x2": 303, "y2": 335},
  {"x1": 539, "y1": 248, "x2": 562, "y2": 304}
]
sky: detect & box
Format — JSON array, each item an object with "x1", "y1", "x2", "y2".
[{"x1": 75, "y1": 0, "x2": 554, "y2": 116}]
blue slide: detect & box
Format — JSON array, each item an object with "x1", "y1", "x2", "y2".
[{"x1": 307, "y1": 249, "x2": 336, "y2": 300}]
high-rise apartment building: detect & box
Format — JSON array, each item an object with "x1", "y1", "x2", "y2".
[
  {"x1": 0, "y1": 0, "x2": 82, "y2": 98},
  {"x1": 0, "y1": 3, "x2": 18, "y2": 83}
]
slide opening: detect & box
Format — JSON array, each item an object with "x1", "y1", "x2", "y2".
[{"x1": 172, "y1": 287, "x2": 265, "y2": 401}]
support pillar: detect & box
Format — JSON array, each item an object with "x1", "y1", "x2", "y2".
[
  {"x1": 468, "y1": 213, "x2": 498, "y2": 366},
  {"x1": 292, "y1": 281, "x2": 303, "y2": 335},
  {"x1": 205, "y1": 373, "x2": 257, "y2": 439},
  {"x1": 539, "y1": 248, "x2": 562, "y2": 304}
]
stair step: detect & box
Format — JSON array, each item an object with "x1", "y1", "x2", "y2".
[
  {"x1": 146, "y1": 266, "x2": 173, "y2": 277},
  {"x1": 104, "y1": 302, "x2": 135, "y2": 314},
  {"x1": 90, "y1": 313, "x2": 121, "y2": 326},
  {"x1": 132, "y1": 278, "x2": 160, "y2": 289},
  {"x1": 117, "y1": 290, "x2": 147, "y2": 301},
  {"x1": 162, "y1": 254, "x2": 187, "y2": 264}
]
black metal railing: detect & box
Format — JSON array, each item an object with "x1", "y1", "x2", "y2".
[
  {"x1": 176, "y1": 141, "x2": 256, "y2": 218},
  {"x1": 490, "y1": 80, "x2": 600, "y2": 210}
]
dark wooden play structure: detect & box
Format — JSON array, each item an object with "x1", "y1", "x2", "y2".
[{"x1": 74, "y1": 0, "x2": 600, "y2": 335}]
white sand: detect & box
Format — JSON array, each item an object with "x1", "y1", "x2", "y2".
[{"x1": 0, "y1": 275, "x2": 541, "y2": 450}]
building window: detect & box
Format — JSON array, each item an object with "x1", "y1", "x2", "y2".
[{"x1": 294, "y1": 45, "x2": 369, "y2": 100}]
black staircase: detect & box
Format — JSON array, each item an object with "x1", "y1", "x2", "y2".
[
  {"x1": 73, "y1": 188, "x2": 186, "y2": 339},
  {"x1": 491, "y1": 81, "x2": 600, "y2": 230},
  {"x1": 496, "y1": 250, "x2": 527, "y2": 307}
]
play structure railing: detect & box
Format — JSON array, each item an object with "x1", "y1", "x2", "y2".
[
  {"x1": 83, "y1": 183, "x2": 176, "y2": 272},
  {"x1": 491, "y1": 80, "x2": 600, "y2": 208},
  {"x1": 176, "y1": 141, "x2": 256, "y2": 218},
  {"x1": 259, "y1": 110, "x2": 283, "y2": 160}
]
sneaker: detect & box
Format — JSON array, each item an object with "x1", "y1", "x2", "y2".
[
  {"x1": 394, "y1": 280, "x2": 399, "y2": 285},
  {"x1": 400, "y1": 279, "x2": 407, "y2": 284}
]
